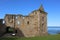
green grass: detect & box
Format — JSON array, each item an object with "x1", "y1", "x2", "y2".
[{"x1": 0, "y1": 34, "x2": 60, "y2": 40}]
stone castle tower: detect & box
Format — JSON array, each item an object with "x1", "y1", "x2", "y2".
[{"x1": 4, "y1": 5, "x2": 47, "y2": 37}]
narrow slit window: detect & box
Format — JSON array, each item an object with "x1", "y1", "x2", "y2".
[
  {"x1": 27, "y1": 21, "x2": 29, "y2": 24},
  {"x1": 41, "y1": 23, "x2": 44, "y2": 32},
  {"x1": 42, "y1": 17, "x2": 44, "y2": 21}
]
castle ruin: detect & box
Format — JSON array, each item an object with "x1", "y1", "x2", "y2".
[{"x1": 0, "y1": 5, "x2": 47, "y2": 37}]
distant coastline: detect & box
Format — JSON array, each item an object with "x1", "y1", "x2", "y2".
[
  {"x1": 48, "y1": 26, "x2": 60, "y2": 34},
  {"x1": 48, "y1": 26, "x2": 60, "y2": 28}
]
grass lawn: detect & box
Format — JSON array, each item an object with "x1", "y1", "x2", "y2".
[{"x1": 0, "y1": 34, "x2": 60, "y2": 40}]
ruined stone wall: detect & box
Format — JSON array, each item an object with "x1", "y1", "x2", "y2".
[
  {"x1": 29, "y1": 10, "x2": 47, "y2": 36},
  {"x1": 28, "y1": 11, "x2": 41, "y2": 36},
  {"x1": 23, "y1": 16, "x2": 39, "y2": 37},
  {"x1": 4, "y1": 9, "x2": 47, "y2": 37},
  {"x1": 15, "y1": 15, "x2": 40, "y2": 37},
  {"x1": 4, "y1": 8, "x2": 47, "y2": 37},
  {"x1": 0, "y1": 19, "x2": 6, "y2": 36},
  {"x1": 4, "y1": 15, "x2": 15, "y2": 28}
]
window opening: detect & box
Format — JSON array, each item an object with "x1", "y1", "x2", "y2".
[{"x1": 27, "y1": 21, "x2": 29, "y2": 24}]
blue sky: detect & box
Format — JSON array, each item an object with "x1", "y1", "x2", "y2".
[{"x1": 0, "y1": 0, "x2": 60, "y2": 26}]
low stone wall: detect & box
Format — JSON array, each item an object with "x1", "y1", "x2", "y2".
[{"x1": 0, "y1": 24, "x2": 6, "y2": 37}]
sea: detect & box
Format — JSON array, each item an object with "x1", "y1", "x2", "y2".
[{"x1": 48, "y1": 26, "x2": 60, "y2": 34}]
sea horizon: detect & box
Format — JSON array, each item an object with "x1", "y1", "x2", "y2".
[{"x1": 48, "y1": 26, "x2": 60, "y2": 34}]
